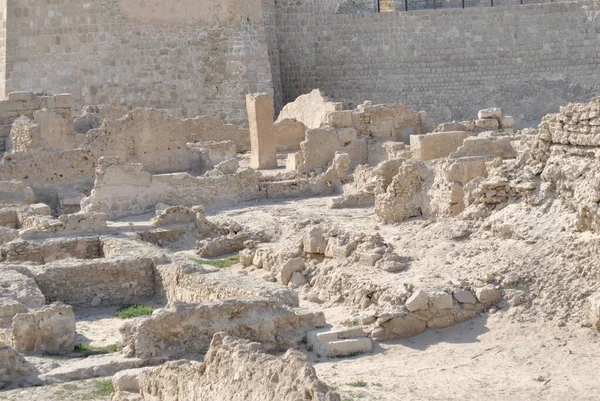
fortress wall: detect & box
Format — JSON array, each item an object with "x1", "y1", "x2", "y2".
[
  {"x1": 274, "y1": 0, "x2": 600, "y2": 125},
  {"x1": 3, "y1": 0, "x2": 274, "y2": 125}
]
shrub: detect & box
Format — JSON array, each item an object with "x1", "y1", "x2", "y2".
[{"x1": 115, "y1": 304, "x2": 156, "y2": 319}]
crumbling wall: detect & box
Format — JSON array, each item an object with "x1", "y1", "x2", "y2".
[
  {"x1": 80, "y1": 158, "x2": 263, "y2": 218},
  {"x1": 465, "y1": 97, "x2": 600, "y2": 231},
  {"x1": 114, "y1": 333, "x2": 340, "y2": 401},
  {"x1": 11, "y1": 302, "x2": 75, "y2": 354},
  {"x1": 0, "y1": 93, "x2": 72, "y2": 154},
  {"x1": 34, "y1": 256, "x2": 155, "y2": 307},
  {"x1": 83, "y1": 108, "x2": 250, "y2": 174},
  {"x1": 276, "y1": 89, "x2": 342, "y2": 129},
  {"x1": 119, "y1": 298, "x2": 326, "y2": 359},
  {"x1": 9, "y1": 110, "x2": 77, "y2": 153}
]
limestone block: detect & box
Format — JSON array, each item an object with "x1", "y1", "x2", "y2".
[
  {"x1": 322, "y1": 338, "x2": 372, "y2": 357},
  {"x1": 274, "y1": 118, "x2": 306, "y2": 151},
  {"x1": 246, "y1": 93, "x2": 277, "y2": 169},
  {"x1": 406, "y1": 289, "x2": 429, "y2": 312},
  {"x1": 12, "y1": 302, "x2": 75, "y2": 354},
  {"x1": 475, "y1": 285, "x2": 501, "y2": 305},
  {"x1": 29, "y1": 203, "x2": 52, "y2": 216},
  {"x1": 453, "y1": 290, "x2": 477, "y2": 305},
  {"x1": 475, "y1": 118, "x2": 499, "y2": 130},
  {"x1": 113, "y1": 367, "x2": 153, "y2": 393},
  {"x1": 0, "y1": 181, "x2": 34, "y2": 206},
  {"x1": 500, "y1": 115, "x2": 515, "y2": 129},
  {"x1": 429, "y1": 292, "x2": 454, "y2": 310},
  {"x1": 286, "y1": 151, "x2": 304, "y2": 172},
  {"x1": 478, "y1": 108, "x2": 502, "y2": 119},
  {"x1": 410, "y1": 131, "x2": 469, "y2": 161},
  {"x1": 287, "y1": 272, "x2": 307, "y2": 289},
  {"x1": 0, "y1": 209, "x2": 19, "y2": 229},
  {"x1": 276, "y1": 89, "x2": 341, "y2": 129},
  {"x1": 327, "y1": 111, "x2": 353, "y2": 127},
  {"x1": 54, "y1": 94, "x2": 73, "y2": 109},
  {"x1": 279, "y1": 257, "x2": 305, "y2": 285},
  {"x1": 303, "y1": 226, "x2": 327, "y2": 254},
  {"x1": 8, "y1": 92, "x2": 33, "y2": 102}
]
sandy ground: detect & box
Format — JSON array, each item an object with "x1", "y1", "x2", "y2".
[
  {"x1": 313, "y1": 314, "x2": 600, "y2": 401},
  {"x1": 4, "y1": 194, "x2": 600, "y2": 400}
]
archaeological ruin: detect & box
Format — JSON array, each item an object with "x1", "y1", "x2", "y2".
[{"x1": 0, "y1": 0, "x2": 599, "y2": 400}]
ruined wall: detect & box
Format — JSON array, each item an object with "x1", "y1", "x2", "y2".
[
  {"x1": 274, "y1": 0, "x2": 600, "y2": 125},
  {"x1": 4, "y1": 0, "x2": 274, "y2": 125},
  {"x1": 34, "y1": 257, "x2": 155, "y2": 307}
]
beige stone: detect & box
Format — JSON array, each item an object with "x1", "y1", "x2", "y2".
[
  {"x1": 475, "y1": 118, "x2": 499, "y2": 130},
  {"x1": 12, "y1": 302, "x2": 75, "y2": 354},
  {"x1": 410, "y1": 131, "x2": 469, "y2": 161},
  {"x1": 478, "y1": 108, "x2": 502, "y2": 119},
  {"x1": 247, "y1": 93, "x2": 277, "y2": 169}
]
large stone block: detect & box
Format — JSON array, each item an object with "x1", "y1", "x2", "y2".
[
  {"x1": 12, "y1": 302, "x2": 75, "y2": 354},
  {"x1": 410, "y1": 131, "x2": 469, "y2": 161},
  {"x1": 246, "y1": 93, "x2": 277, "y2": 169}
]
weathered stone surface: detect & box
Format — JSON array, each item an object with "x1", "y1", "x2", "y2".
[
  {"x1": 120, "y1": 298, "x2": 326, "y2": 359},
  {"x1": 247, "y1": 93, "x2": 277, "y2": 169},
  {"x1": 410, "y1": 131, "x2": 469, "y2": 161},
  {"x1": 478, "y1": 108, "x2": 502, "y2": 119},
  {"x1": 475, "y1": 285, "x2": 501, "y2": 305},
  {"x1": 12, "y1": 302, "x2": 75, "y2": 354},
  {"x1": 124, "y1": 333, "x2": 340, "y2": 401},
  {"x1": 406, "y1": 289, "x2": 429, "y2": 312},
  {"x1": 276, "y1": 89, "x2": 341, "y2": 129}
]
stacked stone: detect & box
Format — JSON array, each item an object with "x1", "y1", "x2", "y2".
[{"x1": 434, "y1": 107, "x2": 515, "y2": 134}]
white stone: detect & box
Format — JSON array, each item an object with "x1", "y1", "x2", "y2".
[
  {"x1": 303, "y1": 226, "x2": 327, "y2": 254},
  {"x1": 428, "y1": 292, "x2": 454, "y2": 310},
  {"x1": 405, "y1": 289, "x2": 429, "y2": 312},
  {"x1": 478, "y1": 108, "x2": 502, "y2": 119},
  {"x1": 475, "y1": 285, "x2": 501, "y2": 305},
  {"x1": 475, "y1": 118, "x2": 499, "y2": 130},
  {"x1": 500, "y1": 115, "x2": 515, "y2": 129},
  {"x1": 453, "y1": 290, "x2": 477, "y2": 305},
  {"x1": 322, "y1": 338, "x2": 372, "y2": 358}
]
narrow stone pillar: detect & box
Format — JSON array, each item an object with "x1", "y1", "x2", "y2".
[{"x1": 246, "y1": 93, "x2": 277, "y2": 169}]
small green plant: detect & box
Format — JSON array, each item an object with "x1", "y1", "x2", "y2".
[
  {"x1": 347, "y1": 380, "x2": 368, "y2": 388},
  {"x1": 92, "y1": 379, "x2": 114, "y2": 397},
  {"x1": 342, "y1": 320, "x2": 358, "y2": 328},
  {"x1": 192, "y1": 254, "x2": 239, "y2": 268},
  {"x1": 342, "y1": 351, "x2": 363, "y2": 358},
  {"x1": 116, "y1": 304, "x2": 156, "y2": 319},
  {"x1": 74, "y1": 343, "x2": 119, "y2": 356}
]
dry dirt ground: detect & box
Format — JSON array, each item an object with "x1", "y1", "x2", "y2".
[{"x1": 3, "y1": 194, "x2": 600, "y2": 400}]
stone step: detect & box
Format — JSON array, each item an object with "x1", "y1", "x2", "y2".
[
  {"x1": 307, "y1": 326, "x2": 372, "y2": 357},
  {"x1": 318, "y1": 338, "x2": 373, "y2": 358}
]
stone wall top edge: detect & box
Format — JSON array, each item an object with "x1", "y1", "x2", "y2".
[{"x1": 318, "y1": 0, "x2": 582, "y2": 21}]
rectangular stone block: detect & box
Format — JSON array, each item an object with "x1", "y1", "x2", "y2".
[
  {"x1": 7, "y1": 92, "x2": 33, "y2": 102},
  {"x1": 410, "y1": 131, "x2": 469, "y2": 161},
  {"x1": 246, "y1": 93, "x2": 277, "y2": 169},
  {"x1": 322, "y1": 338, "x2": 372, "y2": 358},
  {"x1": 54, "y1": 94, "x2": 73, "y2": 108},
  {"x1": 327, "y1": 111, "x2": 353, "y2": 127}
]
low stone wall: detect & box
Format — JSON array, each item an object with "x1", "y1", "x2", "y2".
[
  {"x1": 0, "y1": 236, "x2": 103, "y2": 264},
  {"x1": 157, "y1": 263, "x2": 299, "y2": 307},
  {"x1": 120, "y1": 298, "x2": 326, "y2": 359},
  {"x1": 114, "y1": 333, "x2": 340, "y2": 401},
  {"x1": 34, "y1": 256, "x2": 155, "y2": 307}
]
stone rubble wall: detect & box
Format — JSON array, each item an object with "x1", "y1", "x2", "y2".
[
  {"x1": 119, "y1": 298, "x2": 326, "y2": 359},
  {"x1": 113, "y1": 333, "x2": 340, "y2": 401},
  {"x1": 34, "y1": 256, "x2": 155, "y2": 307},
  {"x1": 11, "y1": 302, "x2": 75, "y2": 354},
  {"x1": 0, "y1": 236, "x2": 103, "y2": 264}
]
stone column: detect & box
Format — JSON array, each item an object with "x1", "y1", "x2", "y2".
[{"x1": 246, "y1": 93, "x2": 277, "y2": 169}]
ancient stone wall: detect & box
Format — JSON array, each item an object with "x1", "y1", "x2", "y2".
[
  {"x1": 273, "y1": 0, "x2": 600, "y2": 125},
  {"x1": 0, "y1": 93, "x2": 72, "y2": 153},
  {"x1": 3, "y1": 0, "x2": 273, "y2": 125},
  {"x1": 34, "y1": 256, "x2": 155, "y2": 307}
]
